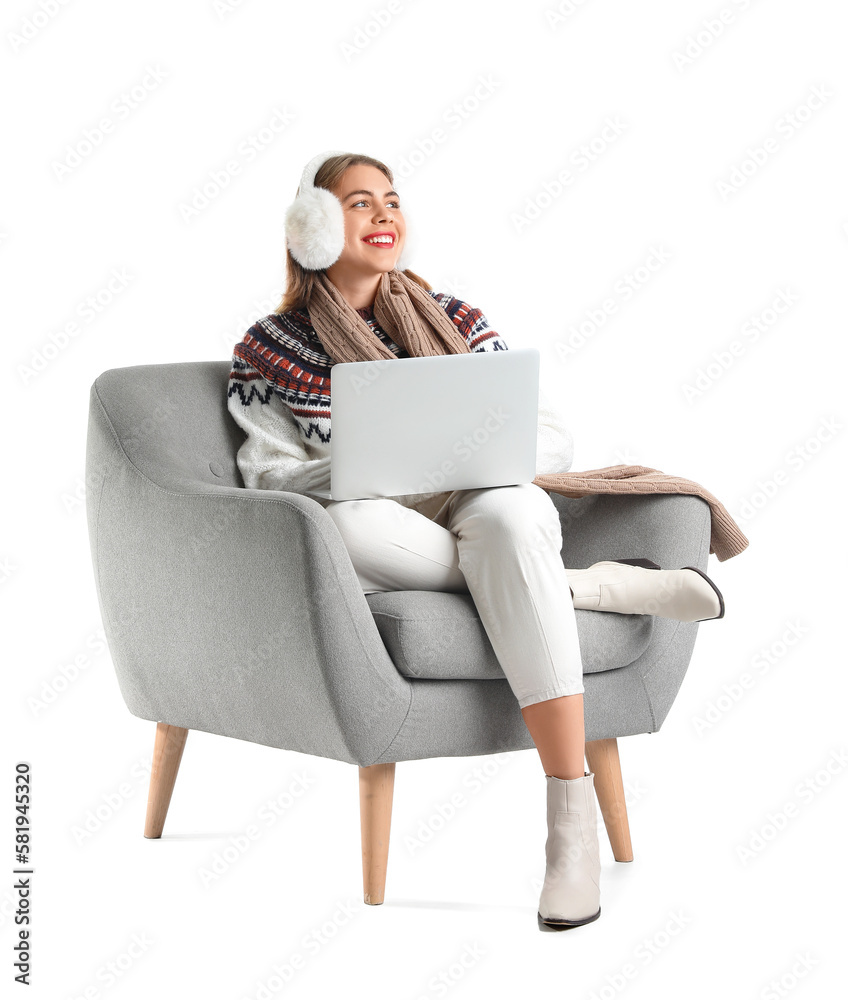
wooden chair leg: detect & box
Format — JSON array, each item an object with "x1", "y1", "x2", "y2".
[
  {"x1": 585, "y1": 737, "x2": 633, "y2": 862},
  {"x1": 358, "y1": 762, "x2": 395, "y2": 905},
  {"x1": 144, "y1": 722, "x2": 189, "y2": 839}
]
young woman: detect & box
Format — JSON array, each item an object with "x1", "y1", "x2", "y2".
[{"x1": 227, "y1": 150, "x2": 724, "y2": 930}]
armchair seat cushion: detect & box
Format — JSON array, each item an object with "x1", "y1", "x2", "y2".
[{"x1": 365, "y1": 591, "x2": 654, "y2": 680}]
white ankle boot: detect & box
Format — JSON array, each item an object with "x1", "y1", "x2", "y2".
[
  {"x1": 567, "y1": 559, "x2": 724, "y2": 622},
  {"x1": 538, "y1": 771, "x2": 601, "y2": 928}
]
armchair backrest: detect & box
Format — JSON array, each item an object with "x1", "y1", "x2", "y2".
[{"x1": 88, "y1": 361, "x2": 243, "y2": 493}]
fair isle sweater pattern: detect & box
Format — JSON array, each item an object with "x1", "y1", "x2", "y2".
[
  {"x1": 226, "y1": 290, "x2": 574, "y2": 505},
  {"x1": 228, "y1": 291, "x2": 507, "y2": 449}
]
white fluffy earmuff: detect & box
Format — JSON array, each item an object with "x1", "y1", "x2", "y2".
[
  {"x1": 284, "y1": 149, "x2": 348, "y2": 271},
  {"x1": 284, "y1": 149, "x2": 410, "y2": 272}
]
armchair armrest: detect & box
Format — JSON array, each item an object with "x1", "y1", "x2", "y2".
[
  {"x1": 547, "y1": 492, "x2": 713, "y2": 572},
  {"x1": 86, "y1": 392, "x2": 411, "y2": 768}
]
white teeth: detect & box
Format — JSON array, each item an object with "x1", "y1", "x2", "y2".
[{"x1": 365, "y1": 235, "x2": 393, "y2": 244}]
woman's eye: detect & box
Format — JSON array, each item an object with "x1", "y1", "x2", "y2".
[{"x1": 353, "y1": 200, "x2": 400, "y2": 208}]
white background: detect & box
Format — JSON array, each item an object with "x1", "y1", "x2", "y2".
[{"x1": 4, "y1": 0, "x2": 847, "y2": 996}]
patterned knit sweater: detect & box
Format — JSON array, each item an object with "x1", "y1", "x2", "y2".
[{"x1": 226, "y1": 290, "x2": 574, "y2": 515}]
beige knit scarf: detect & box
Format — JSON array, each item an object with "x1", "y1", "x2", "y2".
[
  {"x1": 305, "y1": 268, "x2": 749, "y2": 561},
  {"x1": 307, "y1": 268, "x2": 470, "y2": 364}
]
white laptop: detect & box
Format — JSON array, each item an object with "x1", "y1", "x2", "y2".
[{"x1": 304, "y1": 348, "x2": 540, "y2": 501}]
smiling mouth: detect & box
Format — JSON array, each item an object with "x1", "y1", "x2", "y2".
[{"x1": 362, "y1": 235, "x2": 396, "y2": 247}]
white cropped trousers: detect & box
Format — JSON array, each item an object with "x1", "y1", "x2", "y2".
[{"x1": 324, "y1": 483, "x2": 584, "y2": 710}]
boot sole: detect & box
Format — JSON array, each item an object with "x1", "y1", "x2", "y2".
[{"x1": 538, "y1": 906, "x2": 601, "y2": 929}]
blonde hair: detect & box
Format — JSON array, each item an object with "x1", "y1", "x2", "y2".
[{"x1": 274, "y1": 152, "x2": 432, "y2": 315}]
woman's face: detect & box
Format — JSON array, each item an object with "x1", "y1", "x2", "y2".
[{"x1": 326, "y1": 163, "x2": 406, "y2": 281}]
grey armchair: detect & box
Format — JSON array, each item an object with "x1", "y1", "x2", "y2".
[{"x1": 85, "y1": 360, "x2": 710, "y2": 904}]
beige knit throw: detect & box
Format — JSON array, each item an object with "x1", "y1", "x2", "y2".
[{"x1": 306, "y1": 268, "x2": 749, "y2": 562}]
